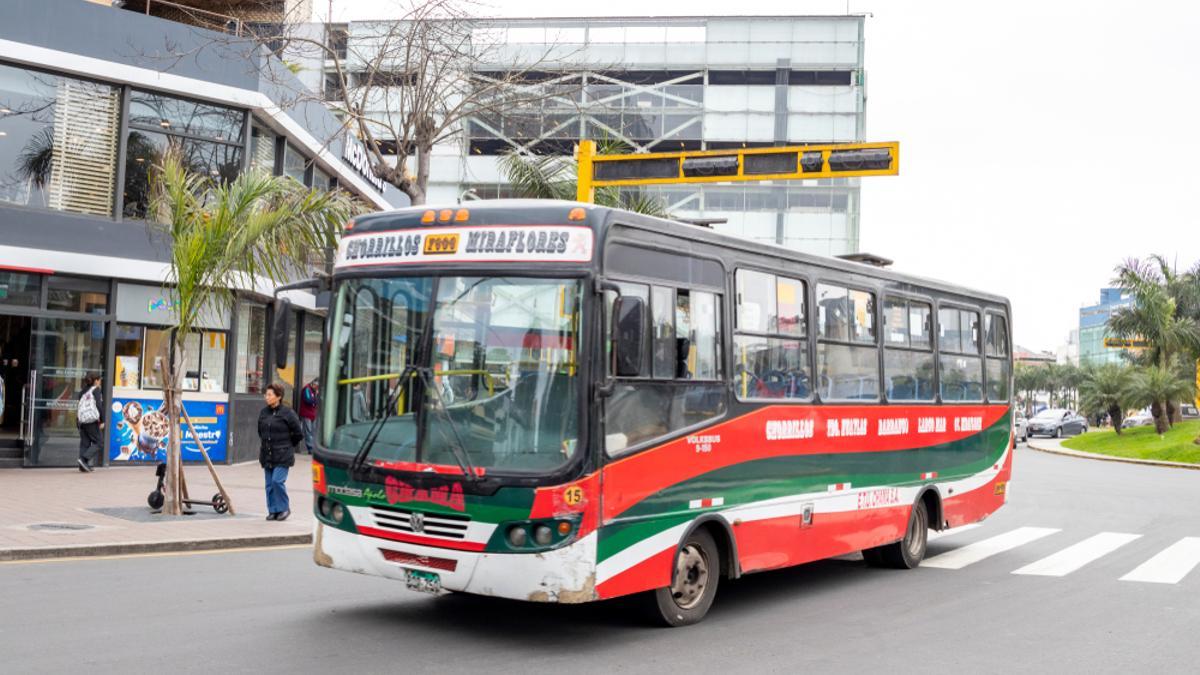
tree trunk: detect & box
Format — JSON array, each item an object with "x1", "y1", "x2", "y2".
[
  {"x1": 1150, "y1": 400, "x2": 1169, "y2": 435},
  {"x1": 1167, "y1": 400, "x2": 1181, "y2": 426},
  {"x1": 161, "y1": 337, "x2": 185, "y2": 515},
  {"x1": 1108, "y1": 404, "x2": 1123, "y2": 435}
]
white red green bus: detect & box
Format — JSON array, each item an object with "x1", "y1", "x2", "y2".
[{"x1": 307, "y1": 200, "x2": 1014, "y2": 626}]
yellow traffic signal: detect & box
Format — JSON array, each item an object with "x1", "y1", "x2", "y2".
[{"x1": 574, "y1": 139, "x2": 900, "y2": 203}]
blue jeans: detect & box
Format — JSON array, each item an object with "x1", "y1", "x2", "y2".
[
  {"x1": 300, "y1": 418, "x2": 315, "y2": 454},
  {"x1": 264, "y1": 466, "x2": 290, "y2": 514}
]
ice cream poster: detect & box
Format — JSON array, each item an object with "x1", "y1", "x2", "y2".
[{"x1": 108, "y1": 397, "x2": 228, "y2": 463}]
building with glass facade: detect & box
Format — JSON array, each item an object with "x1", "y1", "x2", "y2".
[
  {"x1": 0, "y1": 1, "x2": 406, "y2": 468},
  {"x1": 305, "y1": 15, "x2": 868, "y2": 257},
  {"x1": 1078, "y1": 288, "x2": 1136, "y2": 366}
]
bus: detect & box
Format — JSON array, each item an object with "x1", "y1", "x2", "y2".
[{"x1": 308, "y1": 200, "x2": 1014, "y2": 626}]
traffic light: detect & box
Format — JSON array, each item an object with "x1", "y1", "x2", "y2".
[{"x1": 575, "y1": 140, "x2": 900, "y2": 202}]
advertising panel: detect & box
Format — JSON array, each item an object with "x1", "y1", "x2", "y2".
[{"x1": 108, "y1": 396, "x2": 228, "y2": 463}]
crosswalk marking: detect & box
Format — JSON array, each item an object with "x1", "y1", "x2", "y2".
[
  {"x1": 1012, "y1": 532, "x2": 1142, "y2": 577},
  {"x1": 923, "y1": 526, "x2": 1060, "y2": 569},
  {"x1": 927, "y1": 523, "x2": 983, "y2": 542},
  {"x1": 1119, "y1": 537, "x2": 1200, "y2": 584}
]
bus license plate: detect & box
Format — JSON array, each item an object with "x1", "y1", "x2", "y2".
[{"x1": 405, "y1": 569, "x2": 442, "y2": 594}]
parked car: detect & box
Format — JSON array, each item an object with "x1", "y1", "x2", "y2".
[
  {"x1": 1181, "y1": 404, "x2": 1199, "y2": 421},
  {"x1": 1027, "y1": 408, "x2": 1088, "y2": 438},
  {"x1": 1013, "y1": 411, "x2": 1029, "y2": 443},
  {"x1": 1122, "y1": 411, "x2": 1154, "y2": 429}
]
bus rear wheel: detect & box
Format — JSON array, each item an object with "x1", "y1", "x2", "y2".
[
  {"x1": 648, "y1": 529, "x2": 720, "y2": 627},
  {"x1": 863, "y1": 499, "x2": 929, "y2": 569}
]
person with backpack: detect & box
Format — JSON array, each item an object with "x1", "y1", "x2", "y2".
[
  {"x1": 298, "y1": 378, "x2": 319, "y2": 455},
  {"x1": 77, "y1": 373, "x2": 104, "y2": 472}
]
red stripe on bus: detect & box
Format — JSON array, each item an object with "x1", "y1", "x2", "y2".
[
  {"x1": 357, "y1": 526, "x2": 487, "y2": 552},
  {"x1": 602, "y1": 404, "x2": 1009, "y2": 522},
  {"x1": 596, "y1": 546, "x2": 675, "y2": 600}
]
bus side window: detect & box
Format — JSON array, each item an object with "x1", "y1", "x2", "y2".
[
  {"x1": 816, "y1": 283, "x2": 879, "y2": 401},
  {"x1": 605, "y1": 282, "x2": 726, "y2": 456},
  {"x1": 734, "y1": 269, "x2": 810, "y2": 401}
]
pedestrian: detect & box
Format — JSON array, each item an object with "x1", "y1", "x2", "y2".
[
  {"x1": 76, "y1": 373, "x2": 104, "y2": 472},
  {"x1": 298, "y1": 378, "x2": 319, "y2": 454},
  {"x1": 258, "y1": 382, "x2": 302, "y2": 521}
]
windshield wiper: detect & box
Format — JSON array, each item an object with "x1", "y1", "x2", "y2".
[
  {"x1": 417, "y1": 366, "x2": 481, "y2": 483},
  {"x1": 350, "y1": 364, "x2": 418, "y2": 473}
]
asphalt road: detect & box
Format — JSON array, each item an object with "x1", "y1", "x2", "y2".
[{"x1": 3, "y1": 445, "x2": 1198, "y2": 674}]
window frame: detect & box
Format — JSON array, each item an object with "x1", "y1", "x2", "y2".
[
  {"x1": 814, "y1": 279, "x2": 881, "y2": 403},
  {"x1": 984, "y1": 309, "x2": 1012, "y2": 403},
  {"x1": 935, "y1": 300, "x2": 985, "y2": 404},
  {"x1": 733, "y1": 266, "x2": 812, "y2": 403},
  {"x1": 881, "y1": 293, "x2": 936, "y2": 403}
]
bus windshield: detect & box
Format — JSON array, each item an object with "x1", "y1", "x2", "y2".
[{"x1": 321, "y1": 275, "x2": 583, "y2": 475}]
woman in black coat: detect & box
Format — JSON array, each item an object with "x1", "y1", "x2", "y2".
[{"x1": 258, "y1": 382, "x2": 303, "y2": 521}]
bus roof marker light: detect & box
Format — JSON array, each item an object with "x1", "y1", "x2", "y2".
[
  {"x1": 567, "y1": 207, "x2": 586, "y2": 221},
  {"x1": 438, "y1": 209, "x2": 453, "y2": 222},
  {"x1": 344, "y1": 219, "x2": 355, "y2": 231},
  {"x1": 421, "y1": 210, "x2": 436, "y2": 223},
  {"x1": 454, "y1": 208, "x2": 469, "y2": 222}
]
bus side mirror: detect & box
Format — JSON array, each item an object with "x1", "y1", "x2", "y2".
[
  {"x1": 612, "y1": 296, "x2": 646, "y2": 377},
  {"x1": 272, "y1": 298, "x2": 292, "y2": 370}
]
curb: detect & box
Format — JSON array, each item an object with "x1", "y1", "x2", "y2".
[
  {"x1": 0, "y1": 533, "x2": 312, "y2": 562},
  {"x1": 1026, "y1": 439, "x2": 1200, "y2": 471}
]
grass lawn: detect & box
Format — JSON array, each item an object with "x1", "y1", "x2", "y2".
[{"x1": 1060, "y1": 420, "x2": 1200, "y2": 464}]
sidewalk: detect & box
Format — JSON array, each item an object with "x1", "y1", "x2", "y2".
[
  {"x1": 1027, "y1": 437, "x2": 1200, "y2": 471},
  {"x1": 0, "y1": 457, "x2": 313, "y2": 561}
]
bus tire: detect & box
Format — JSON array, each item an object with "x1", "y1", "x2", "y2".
[
  {"x1": 647, "y1": 529, "x2": 720, "y2": 627},
  {"x1": 863, "y1": 499, "x2": 929, "y2": 569}
]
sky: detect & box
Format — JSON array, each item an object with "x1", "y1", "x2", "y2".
[{"x1": 316, "y1": 0, "x2": 1200, "y2": 351}]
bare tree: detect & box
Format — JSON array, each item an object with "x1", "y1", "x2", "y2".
[{"x1": 226, "y1": 0, "x2": 588, "y2": 205}]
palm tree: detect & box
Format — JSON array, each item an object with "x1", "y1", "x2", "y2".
[
  {"x1": 498, "y1": 141, "x2": 669, "y2": 217},
  {"x1": 1129, "y1": 364, "x2": 1193, "y2": 435},
  {"x1": 150, "y1": 150, "x2": 352, "y2": 515},
  {"x1": 1079, "y1": 363, "x2": 1133, "y2": 434},
  {"x1": 1110, "y1": 256, "x2": 1200, "y2": 423}
]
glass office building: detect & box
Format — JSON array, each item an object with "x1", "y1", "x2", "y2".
[{"x1": 309, "y1": 16, "x2": 868, "y2": 257}]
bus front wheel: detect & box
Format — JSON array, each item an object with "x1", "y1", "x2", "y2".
[
  {"x1": 648, "y1": 529, "x2": 720, "y2": 627},
  {"x1": 863, "y1": 499, "x2": 929, "y2": 569}
]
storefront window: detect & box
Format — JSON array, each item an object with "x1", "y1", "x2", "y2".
[
  {"x1": 250, "y1": 125, "x2": 276, "y2": 173},
  {"x1": 123, "y1": 131, "x2": 243, "y2": 218},
  {"x1": 122, "y1": 90, "x2": 246, "y2": 219},
  {"x1": 235, "y1": 303, "x2": 266, "y2": 394},
  {"x1": 0, "y1": 62, "x2": 121, "y2": 217},
  {"x1": 114, "y1": 325, "x2": 144, "y2": 389},
  {"x1": 45, "y1": 276, "x2": 108, "y2": 314},
  {"x1": 302, "y1": 313, "x2": 323, "y2": 390},
  {"x1": 200, "y1": 331, "x2": 227, "y2": 393},
  {"x1": 312, "y1": 166, "x2": 331, "y2": 191},
  {"x1": 276, "y1": 310, "x2": 297, "y2": 403},
  {"x1": 283, "y1": 143, "x2": 307, "y2": 184},
  {"x1": 0, "y1": 271, "x2": 41, "y2": 307}
]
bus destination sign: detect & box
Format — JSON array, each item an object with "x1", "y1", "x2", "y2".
[{"x1": 337, "y1": 225, "x2": 595, "y2": 267}]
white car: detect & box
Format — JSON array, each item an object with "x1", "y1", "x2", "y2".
[
  {"x1": 1013, "y1": 411, "x2": 1028, "y2": 443},
  {"x1": 1122, "y1": 412, "x2": 1154, "y2": 429}
]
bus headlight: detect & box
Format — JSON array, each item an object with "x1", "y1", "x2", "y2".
[
  {"x1": 507, "y1": 526, "x2": 528, "y2": 547},
  {"x1": 330, "y1": 502, "x2": 345, "y2": 524},
  {"x1": 534, "y1": 524, "x2": 553, "y2": 546}
]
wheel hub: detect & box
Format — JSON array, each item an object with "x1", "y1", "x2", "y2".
[{"x1": 671, "y1": 544, "x2": 710, "y2": 610}]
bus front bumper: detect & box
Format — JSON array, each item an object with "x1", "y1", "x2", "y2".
[{"x1": 313, "y1": 522, "x2": 599, "y2": 603}]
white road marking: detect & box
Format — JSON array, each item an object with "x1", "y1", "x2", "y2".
[
  {"x1": 1012, "y1": 532, "x2": 1141, "y2": 577},
  {"x1": 923, "y1": 526, "x2": 1060, "y2": 569},
  {"x1": 1120, "y1": 537, "x2": 1200, "y2": 584},
  {"x1": 928, "y1": 523, "x2": 983, "y2": 541}
]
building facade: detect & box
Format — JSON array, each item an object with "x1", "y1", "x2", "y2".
[
  {"x1": 305, "y1": 15, "x2": 868, "y2": 257},
  {"x1": 1078, "y1": 288, "x2": 1136, "y2": 366},
  {"x1": 0, "y1": 0, "x2": 406, "y2": 468}
]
